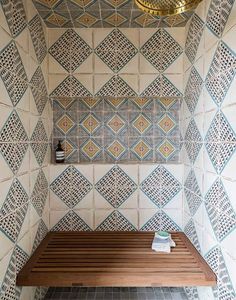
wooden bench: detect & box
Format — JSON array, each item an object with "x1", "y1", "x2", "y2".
[{"x1": 17, "y1": 231, "x2": 216, "y2": 287}]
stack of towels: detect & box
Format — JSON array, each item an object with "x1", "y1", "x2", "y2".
[{"x1": 152, "y1": 231, "x2": 176, "y2": 253}]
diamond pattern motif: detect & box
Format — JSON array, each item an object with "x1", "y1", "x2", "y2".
[
  {"x1": 29, "y1": 15, "x2": 47, "y2": 63},
  {"x1": 141, "y1": 75, "x2": 182, "y2": 97},
  {"x1": 184, "y1": 169, "x2": 202, "y2": 216},
  {"x1": 95, "y1": 166, "x2": 137, "y2": 208},
  {"x1": 1, "y1": 0, "x2": 27, "y2": 37},
  {"x1": 0, "y1": 41, "x2": 28, "y2": 107},
  {"x1": 185, "y1": 67, "x2": 203, "y2": 114},
  {"x1": 81, "y1": 139, "x2": 101, "y2": 160},
  {"x1": 96, "y1": 211, "x2": 136, "y2": 231},
  {"x1": 0, "y1": 110, "x2": 28, "y2": 173},
  {"x1": 207, "y1": 0, "x2": 234, "y2": 38},
  {"x1": 205, "y1": 178, "x2": 236, "y2": 242},
  {"x1": 31, "y1": 170, "x2": 48, "y2": 217},
  {"x1": 49, "y1": 29, "x2": 92, "y2": 72},
  {"x1": 31, "y1": 120, "x2": 48, "y2": 166},
  {"x1": 96, "y1": 75, "x2": 137, "y2": 97},
  {"x1": 140, "y1": 166, "x2": 181, "y2": 208},
  {"x1": 0, "y1": 179, "x2": 28, "y2": 242},
  {"x1": 184, "y1": 118, "x2": 202, "y2": 163},
  {"x1": 50, "y1": 76, "x2": 92, "y2": 97},
  {"x1": 205, "y1": 41, "x2": 236, "y2": 106},
  {"x1": 95, "y1": 29, "x2": 137, "y2": 72},
  {"x1": 30, "y1": 67, "x2": 48, "y2": 115},
  {"x1": 50, "y1": 166, "x2": 92, "y2": 208},
  {"x1": 141, "y1": 210, "x2": 180, "y2": 231},
  {"x1": 205, "y1": 246, "x2": 236, "y2": 300},
  {"x1": 205, "y1": 111, "x2": 236, "y2": 173},
  {"x1": 141, "y1": 29, "x2": 182, "y2": 72},
  {"x1": 32, "y1": 220, "x2": 48, "y2": 253},
  {"x1": 184, "y1": 219, "x2": 201, "y2": 253},
  {"x1": 185, "y1": 14, "x2": 204, "y2": 63},
  {"x1": 51, "y1": 211, "x2": 91, "y2": 231}
]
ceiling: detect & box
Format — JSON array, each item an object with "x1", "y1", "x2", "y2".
[{"x1": 33, "y1": 0, "x2": 194, "y2": 28}]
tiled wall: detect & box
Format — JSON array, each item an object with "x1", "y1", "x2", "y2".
[
  {"x1": 182, "y1": 0, "x2": 236, "y2": 299},
  {"x1": 0, "y1": 1, "x2": 52, "y2": 299},
  {"x1": 49, "y1": 164, "x2": 183, "y2": 232},
  {"x1": 49, "y1": 27, "x2": 184, "y2": 163}
]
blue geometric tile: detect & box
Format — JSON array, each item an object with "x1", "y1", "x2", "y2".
[
  {"x1": 184, "y1": 169, "x2": 202, "y2": 216},
  {"x1": 95, "y1": 165, "x2": 137, "y2": 208},
  {"x1": 0, "y1": 41, "x2": 28, "y2": 107},
  {"x1": 205, "y1": 111, "x2": 236, "y2": 173},
  {"x1": 205, "y1": 246, "x2": 236, "y2": 300},
  {"x1": 185, "y1": 66, "x2": 203, "y2": 114},
  {"x1": 205, "y1": 178, "x2": 236, "y2": 242},
  {"x1": 141, "y1": 210, "x2": 181, "y2": 231},
  {"x1": 30, "y1": 67, "x2": 48, "y2": 115},
  {"x1": 0, "y1": 110, "x2": 28, "y2": 173},
  {"x1": 51, "y1": 211, "x2": 92, "y2": 231},
  {"x1": 0, "y1": 178, "x2": 28, "y2": 243},
  {"x1": 141, "y1": 75, "x2": 182, "y2": 97},
  {"x1": 31, "y1": 170, "x2": 48, "y2": 217},
  {"x1": 140, "y1": 29, "x2": 182, "y2": 72},
  {"x1": 184, "y1": 219, "x2": 201, "y2": 253},
  {"x1": 96, "y1": 210, "x2": 136, "y2": 231},
  {"x1": 32, "y1": 220, "x2": 48, "y2": 253},
  {"x1": 95, "y1": 29, "x2": 137, "y2": 72},
  {"x1": 31, "y1": 120, "x2": 48, "y2": 166},
  {"x1": 185, "y1": 13, "x2": 204, "y2": 63},
  {"x1": 140, "y1": 165, "x2": 181, "y2": 208},
  {"x1": 205, "y1": 41, "x2": 236, "y2": 106},
  {"x1": 184, "y1": 118, "x2": 202, "y2": 164},
  {"x1": 184, "y1": 287, "x2": 199, "y2": 300},
  {"x1": 95, "y1": 75, "x2": 137, "y2": 97},
  {"x1": 50, "y1": 166, "x2": 92, "y2": 209},
  {"x1": 49, "y1": 29, "x2": 92, "y2": 72},
  {"x1": 28, "y1": 15, "x2": 47, "y2": 63},
  {"x1": 206, "y1": 0, "x2": 234, "y2": 38},
  {"x1": 50, "y1": 75, "x2": 92, "y2": 97},
  {"x1": 1, "y1": 0, "x2": 27, "y2": 37}
]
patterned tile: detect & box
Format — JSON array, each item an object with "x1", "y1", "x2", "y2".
[
  {"x1": 0, "y1": 110, "x2": 28, "y2": 173},
  {"x1": 140, "y1": 165, "x2": 181, "y2": 208},
  {"x1": 50, "y1": 76, "x2": 92, "y2": 97},
  {"x1": 95, "y1": 29, "x2": 137, "y2": 72},
  {"x1": 185, "y1": 67, "x2": 203, "y2": 114},
  {"x1": 184, "y1": 219, "x2": 201, "y2": 253},
  {"x1": 32, "y1": 220, "x2": 48, "y2": 253},
  {"x1": 0, "y1": 179, "x2": 28, "y2": 242},
  {"x1": 206, "y1": 0, "x2": 234, "y2": 38},
  {"x1": 205, "y1": 246, "x2": 236, "y2": 299},
  {"x1": 31, "y1": 120, "x2": 48, "y2": 166},
  {"x1": 157, "y1": 113, "x2": 176, "y2": 134},
  {"x1": 205, "y1": 111, "x2": 236, "y2": 173},
  {"x1": 96, "y1": 210, "x2": 136, "y2": 231},
  {"x1": 184, "y1": 170, "x2": 202, "y2": 216},
  {"x1": 50, "y1": 165, "x2": 92, "y2": 208},
  {"x1": 96, "y1": 75, "x2": 137, "y2": 97},
  {"x1": 185, "y1": 13, "x2": 204, "y2": 63},
  {"x1": 157, "y1": 139, "x2": 177, "y2": 160},
  {"x1": 106, "y1": 139, "x2": 127, "y2": 160},
  {"x1": 132, "y1": 113, "x2": 152, "y2": 135},
  {"x1": 1, "y1": 0, "x2": 27, "y2": 37},
  {"x1": 80, "y1": 139, "x2": 102, "y2": 160},
  {"x1": 141, "y1": 75, "x2": 182, "y2": 97},
  {"x1": 0, "y1": 41, "x2": 28, "y2": 107},
  {"x1": 76, "y1": 12, "x2": 99, "y2": 27},
  {"x1": 51, "y1": 211, "x2": 92, "y2": 231},
  {"x1": 30, "y1": 67, "x2": 48, "y2": 115},
  {"x1": 104, "y1": 12, "x2": 127, "y2": 27},
  {"x1": 184, "y1": 118, "x2": 202, "y2": 164},
  {"x1": 141, "y1": 210, "x2": 181, "y2": 231},
  {"x1": 80, "y1": 113, "x2": 101, "y2": 135},
  {"x1": 56, "y1": 114, "x2": 76, "y2": 135},
  {"x1": 205, "y1": 41, "x2": 236, "y2": 106},
  {"x1": 49, "y1": 29, "x2": 92, "y2": 72},
  {"x1": 31, "y1": 170, "x2": 48, "y2": 217},
  {"x1": 29, "y1": 15, "x2": 47, "y2": 63},
  {"x1": 46, "y1": 12, "x2": 69, "y2": 27},
  {"x1": 131, "y1": 139, "x2": 152, "y2": 160},
  {"x1": 205, "y1": 178, "x2": 236, "y2": 242},
  {"x1": 95, "y1": 166, "x2": 137, "y2": 208},
  {"x1": 106, "y1": 114, "x2": 126, "y2": 135},
  {"x1": 141, "y1": 29, "x2": 182, "y2": 72}
]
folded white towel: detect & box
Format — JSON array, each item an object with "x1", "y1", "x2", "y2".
[{"x1": 152, "y1": 235, "x2": 176, "y2": 253}]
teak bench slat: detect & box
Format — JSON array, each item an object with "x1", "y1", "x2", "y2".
[{"x1": 16, "y1": 231, "x2": 216, "y2": 287}]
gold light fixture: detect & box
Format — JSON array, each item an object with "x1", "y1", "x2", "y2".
[{"x1": 135, "y1": 0, "x2": 203, "y2": 16}]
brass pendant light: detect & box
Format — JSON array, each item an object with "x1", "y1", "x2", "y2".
[{"x1": 135, "y1": 0, "x2": 203, "y2": 16}]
